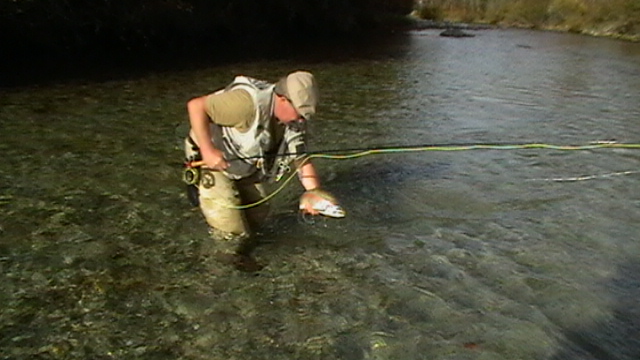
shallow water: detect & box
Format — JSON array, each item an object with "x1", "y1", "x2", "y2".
[{"x1": 1, "y1": 29, "x2": 639, "y2": 359}]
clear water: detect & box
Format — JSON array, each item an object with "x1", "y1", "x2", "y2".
[{"x1": 1, "y1": 29, "x2": 639, "y2": 359}]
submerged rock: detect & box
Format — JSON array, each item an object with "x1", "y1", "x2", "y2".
[{"x1": 440, "y1": 28, "x2": 475, "y2": 38}]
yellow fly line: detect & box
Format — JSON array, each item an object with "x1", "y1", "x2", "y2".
[
  {"x1": 202, "y1": 141, "x2": 640, "y2": 210},
  {"x1": 307, "y1": 142, "x2": 640, "y2": 160}
]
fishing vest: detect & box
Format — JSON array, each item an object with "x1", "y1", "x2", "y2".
[{"x1": 210, "y1": 76, "x2": 306, "y2": 180}]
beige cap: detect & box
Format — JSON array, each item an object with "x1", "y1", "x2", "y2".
[{"x1": 275, "y1": 71, "x2": 319, "y2": 120}]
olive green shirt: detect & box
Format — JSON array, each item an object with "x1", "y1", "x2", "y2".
[{"x1": 204, "y1": 89, "x2": 256, "y2": 132}]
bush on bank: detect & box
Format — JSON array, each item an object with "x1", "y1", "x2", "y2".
[{"x1": 413, "y1": 0, "x2": 640, "y2": 40}]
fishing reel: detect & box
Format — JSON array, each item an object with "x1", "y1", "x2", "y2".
[{"x1": 182, "y1": 162, "x2": 201, "y2": 185}]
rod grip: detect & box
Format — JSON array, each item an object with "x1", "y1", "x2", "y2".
[{"x1": 187, "y1": 160, "x2": 205, "y2": 167}]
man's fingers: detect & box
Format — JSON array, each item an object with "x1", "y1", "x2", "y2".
[{"x1": 212, "y1": 160, "x2": 229, "y2": 171}]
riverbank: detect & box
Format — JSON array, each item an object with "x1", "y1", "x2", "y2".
[
  {"x1": 405, "y1": 17, "x2": 640, "y2": 42},
  {"x1": 411, "y1": 0, "x2": 640, "y2": 42}
]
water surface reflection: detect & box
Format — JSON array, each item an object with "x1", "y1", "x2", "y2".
[{"x1": 1, "y1": 29, "x2": 639, "y2": 359}]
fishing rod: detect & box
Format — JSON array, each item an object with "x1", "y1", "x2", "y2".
[
  {"x1": 185, "y1": 140, "x2": 640, "y2": 168},
  {"x1": 184, "y1": 140, "x2": 640, "y2": 211}
]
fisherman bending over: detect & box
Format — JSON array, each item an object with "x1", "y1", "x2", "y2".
[{"x1": 184, "y1": 71, "x2": 340, "y2": 265}]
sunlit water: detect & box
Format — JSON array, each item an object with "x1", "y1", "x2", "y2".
[{"x1": 1, "y1": 29, "x2": 639, "y2": 359}]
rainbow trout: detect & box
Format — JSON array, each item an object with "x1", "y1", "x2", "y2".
[{"x1": 299, "y1": 189, "x2": 345, "y2": 218}]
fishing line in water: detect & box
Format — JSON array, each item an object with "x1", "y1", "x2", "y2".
[
  {"x1": 526, "y1": 170, "x2": 640, "y2": 182},
  {"x1": 194, "y1": 141, "x2": 640, "y2": 210}
]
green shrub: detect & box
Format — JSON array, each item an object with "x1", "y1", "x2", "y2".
[{"x1": 414, "y1": 0, "x2": 444, "y2": 20}]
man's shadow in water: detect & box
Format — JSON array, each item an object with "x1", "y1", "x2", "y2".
[
  {"x1": 324, "y1": 157, "x2": 451, "y2": 223},
  {"x1": 257, "y1": 158, "x2": 450, "y2": 249},
  {"x1": 552, "y1": 259, "x2": 640, "y2": 360}
]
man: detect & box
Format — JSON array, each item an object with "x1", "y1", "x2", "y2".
[{"x1": 184, "y1": 71, "x2": 338, "y2": 262}]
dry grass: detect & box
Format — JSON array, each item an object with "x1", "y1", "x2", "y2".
[{"x1": 413, "y1": 0, "x2": 640, "y2": 39}]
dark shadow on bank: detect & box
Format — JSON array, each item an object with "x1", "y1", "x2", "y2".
[
  {"x1": 552, "y1": 259, "x2": 640, "y2": 360},
  {"x1": 1, "y1": 31, "x2": 414, "y2": 89}
]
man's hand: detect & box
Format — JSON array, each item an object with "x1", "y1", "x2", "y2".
[
  {"x1": 299, "y1": 191, "x2": 321, "y2": 215},
  {"x1": 299, "y1": 189, "x2": 345, "y2": 218},
  {"x1": 201, "y1": 147, "x2": 229, "y2": 171}
]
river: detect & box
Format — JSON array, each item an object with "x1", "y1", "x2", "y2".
[{"x1": 1, "y1": 28, "x2": 639, "y2": 360}]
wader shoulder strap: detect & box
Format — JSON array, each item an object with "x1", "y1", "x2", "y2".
[{"x1": 209, "y1": 123, "x2": 256, "y2": 179}]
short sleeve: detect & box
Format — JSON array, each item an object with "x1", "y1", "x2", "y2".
[{"x1": 204, "y1": 89, "x2": 255, "y2": 132}]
